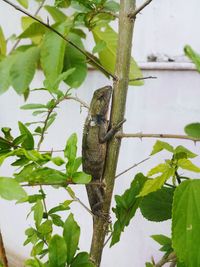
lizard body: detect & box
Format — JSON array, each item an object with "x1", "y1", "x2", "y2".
[{"x1": 82, "y1": 86, "x2": 124, "y2": 216}]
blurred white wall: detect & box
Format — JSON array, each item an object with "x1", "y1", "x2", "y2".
[{"x1": 0, "y1": 1, "x2": 200, "y2": 266}]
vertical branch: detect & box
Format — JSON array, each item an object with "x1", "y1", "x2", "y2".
[
  {"x1": 89, "y1": 1, "x2": 136, "y2": 266},
  {"x1": 0, "y1": 230, "x2": 8, "y2": 267}
]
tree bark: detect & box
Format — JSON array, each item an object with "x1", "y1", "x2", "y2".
[{"x1": 89, "y1": 1, "x2": 136, "y2": 266}]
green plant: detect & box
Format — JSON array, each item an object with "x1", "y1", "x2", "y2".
[{"x1": 0, "y1": 1, "x2": 200, "y2": 267}]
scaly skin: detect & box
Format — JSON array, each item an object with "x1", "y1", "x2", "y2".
[{"x1": 82, "y1": 86, "x2": 125, "y2": 216}]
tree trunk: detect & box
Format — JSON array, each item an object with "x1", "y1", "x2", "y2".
[{"x1": 90, "y1": 1, "x2": 136, "y2": 266}]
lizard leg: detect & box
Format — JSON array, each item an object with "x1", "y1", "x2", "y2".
[{"x1": 99, "y1": 118, "x2": 126, "y2": 143}]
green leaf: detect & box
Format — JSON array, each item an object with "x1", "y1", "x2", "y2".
[
  {"x1": 111, "y1": 173, "x2": 147, "y2": 246},
  {"x1": 0, "y1": 26, "x2": 6, "y2": 56},
  {"x1": 46, "y1": 68, "x2": 75, "y2": 92},
  {"x1": 140, "y1": 187, "x2": 174, "y2": 222},
  {"x1": 66, "y1": 157, "x2": 82, "y2": 175},
  {"x1": 63, "y1": 33, "x2": 87, "y2": 88},
  {"x1": 178, "y1": 159, "x2": 200, "y2": 173},
  {"x1": 150, "y1": 140, "x2": 174, "y2": 155},
  {"x1": 145, "y1": 263, "x2": 154, "y2": 267},
  {"x1": 104, "y1": 1, "x2": 120, "y2": 12},
  {"x1": 25, "y1": 258, "x2": 45, "y2": 267},
  {"x1": 71, "y1": 252, "x2": 95, "y2": 267},
  {"x1": 48, "y1": 200, "x2": 72, "y2": 214},
  {"x1": 139, "y1": 166, "x2": 174, "y2": 197},
  {"x1": 1, "y1": 127, "x2": 13, "y2": 141},
  {"x1": 18, "y1": 22, "x2": 46, "y2": 39},
  {"x1": 44, "y1": 5, "x2": 67, "y2": 22},
  {"x1": 172, "y1": 180, "x2": 200, "y2": 267},
  {"x1": 174, "y1": 145, "x2": 197, "y2": 159},
  {"x1": 50, "y1": 214, "x2": 64, "y2": 227},
  {"x1": 54, "y1": 0, "x2": 71, "y2": 8},
  {"x1": 0, "y1": 177, "x2": 27, "y2": 200},
  {"x1": 92, "y1": 25, "x2": 143, "y2": 86},
  {"x1": 32, "y1": 200, "x2": 43, "y2": 228},
  {"x1": 38, "y1": 220, "x2": 52, "y2": 235},
  {"x1": 63, "y1": 213, "x2": 80, "y2": 264},
  {"x1": 10, "y1": 47, "x2": 40, "y2": 94},
  {"x1": 184, "y1": 123, "x2": 200, "y2": 138},
  {"x1": 64, "y1": 133, "x2": 77, "y2": 160},
  {"x1": 41, "y1": 22, "x2": 71, "y2": 87},
  {"x1": 51, "y1": 156, "x2": 65, "y2": 166},
  {"x1": 92, "y1": 40, "x2": 106, "y2": 54},
  {"x1": 72, "y1": 172, "x2": 91, "y2": 184},
  {"x1": 31, "y1": 241, "x2": 44, "y2": 256},
  {"x1": 184, "y1": 45, "x2": 200, "y2": 73},
  {"x1": 151, "y1": 234, "x2": 171, "y2": 246},
  {"x1": 14, "y1": 163, "x2": 36, "y2": 182},
  {"x1": 16, "y1": 0, "x2": 28, "y2": 8},
  {"x1": 49, "y1": 235, "x2": 67, "y2": 267},
  {"x1": 13, "y1": 134, "x2": 27, "y2": 146},
  {"x1": 20, "y1": 103, "x2": 47, "y2": 110},
  {"x1": 0, "y1": 55, "x2": 16, "y2": 95},
  {"x1": 18, "y1": 121, "x2": 34, "y2": 150},
  {"x1": 28, "y1": 167, "x2": 66, "y2": 184},
  {"x1": 148, "y1": 163, "x2": 168, "y2": 177}
]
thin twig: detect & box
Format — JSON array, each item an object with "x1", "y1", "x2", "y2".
[
  {"x1": 2, "y1": 0, "x2": 115, "y2": 79},
  {"x1": 21, "y1": 181, "x2": 104, "y2": 187},
  {"x1": 65, "y1": 189, "x2": 94, "y2": 216},
  {"x1": 103, "y1": 232, "x2": 112, "y2": 247},
  {"x1": 115, "y1": 157, "x2": 150, "y2": 179},
  {"x1": 128, "y1": 0, "x2": 153, "y2": 19},
  {"x1": 10, "y1": 0, "x2": 46, "y2": 53},
  {"x1": 65, "y1": 96, "x2": 89, "y2": 109},
  {"x1": 154, "y1": 252, "x2": 176, "y2": 267},
  {"x1": 0, "y1": 230, "x2": 8, "y2": 267},
  {"x1": 74, "y1": 196, "x2": 94, "y2": 216},
  {"x1": 37, "y1": 94, "x2": 89, "y2": 150},
  {"x1": 129, "y1": 76, "x2": 157, "y2": 82},
  {"x1": 117, "y1": 132, "x2": 200, "y2": 142},
  {"x1": 39, "y1": 149, "x2": 64, "y2": 153}
]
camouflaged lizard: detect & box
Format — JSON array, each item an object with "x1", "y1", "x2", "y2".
[{"x1": 82, "y1": 86, "x2": 125, "y2": 216}]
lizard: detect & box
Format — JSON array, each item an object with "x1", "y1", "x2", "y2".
[{"x1": 82, "y1": 86, "x2": 125, "y2": 217}]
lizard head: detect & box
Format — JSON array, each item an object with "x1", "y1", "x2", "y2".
[{"x1": 90, "y1": 86, "x2": 112, "y2": 117}]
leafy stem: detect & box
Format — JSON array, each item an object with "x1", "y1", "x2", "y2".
[{"x1": 2, "y1": 0, "x2": 115, "y2": 79}]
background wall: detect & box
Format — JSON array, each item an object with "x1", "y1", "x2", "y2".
[{"x1": 0, "y1": 0, "x2": 200, "y2": 266}]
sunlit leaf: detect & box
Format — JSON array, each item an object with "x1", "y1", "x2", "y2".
[
  {"x1": 0, "y1": 26, "x2": 6, "y2": 56},
  {"x1": 150, "y1": 140, "x2": 174, "y2": 155},
  {"x1": 64, "y1": 133, "x2": 77, "y2": 161},
  {"x1": 44, "y1": 5, "x2": 67, "y2": 22},
  {"x1": 16, "y1": 0, "x2": 28, "y2": 8},
  {"x1": 178, "y1": 159, "x2": 200, "y2": 173},
  {"x1": 184, "y1": 123, "x2": 200, "y2": 138},
  {"x1": 63, "y1": 213, "x2": 80, "y2": 264},
  {"x1": 18, "y1": 121, "x2": 34, "y2": 150},
  {"x1": 184, "y1": 45, "x2": 200, "y2": 73},
  {"x1": 72, "y1": 172, "x2": 91, "y2": 184},
  {"x1": 92, "y1": 25, "x2": 143, "y2": 86},
  {"x1": 63, "y1": 33, "x2": 87, "y2": 88},
  {"x1": 71, "y1": 252, "x2": 95, "y2": 267},
  {"x1": 40, "y1": 22, "x2": 71, "y2": 88},
  {"x1": 10, "y1": 47, "x2": 40, "y2": 94},
  {"x1": 0, "y1": 177, "x2": 27, "y2": 200},
  {"x1": 172, "y1": 180, "x2": 200, "y2": 267},
  {"x1": 49, "y1": 235, "x2": 67, "y2": 267},
  {"x1": 32, "y1": 200, "x2": 43, "y2": 228},
  {"x1": 139, "y1": 166, "x2": 174, "y2": 197},
  {"x1": 0, "y1": 55, "x2": 16, "y2": 95},
  {"x1": 20, "y1": 103, "x2": 47, "y2": 110}
]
